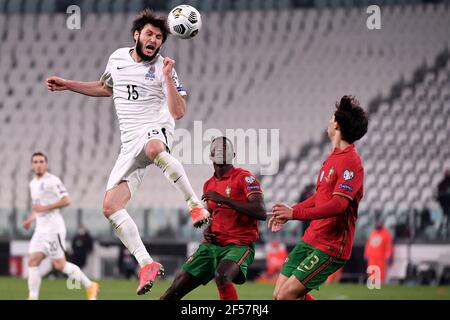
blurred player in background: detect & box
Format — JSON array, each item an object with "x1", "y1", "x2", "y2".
[
  {"x1": 364, "y1": 217, "x2": 393, "y2": 284},
  {"x1": 269, "y1": 96, "x2": 368, "y2": 300},
  {"x1": 22, "y1": 152, "x2": 99, "y2": 300},
  {"x1": 46, "y1": 9, "x2": 210, "y2": 295},
  {"x1": 256, "y1": 240, "x2": 289, "y2": 284},
  {"x1": 161, "y1": 137, "x2": 267, "y2": 300}
]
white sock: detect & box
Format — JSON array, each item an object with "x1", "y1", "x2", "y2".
[
  {"x1": 28, "y1": 266, "x2": 41, "y2": 300},
  {"x1": 109, "y1": 209, "x2": 153, "y2": 268},
  {"x1": 62, "y1": 262, "x2": 92, "y2": 289},
  {"x1": 153, "y1": 151, "x2": 203, "y2": 209}
]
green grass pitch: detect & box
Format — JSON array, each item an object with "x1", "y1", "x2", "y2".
[{"x1": 1, "y1": 277, "x2": 450, "y2": 300}]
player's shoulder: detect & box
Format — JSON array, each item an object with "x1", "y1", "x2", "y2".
[
  {"x1": 348, "y1": 151, "x2": 364, "y2": 169},
  {"x1": 340, "y1": 146, "x2": 364, "y2": 168},
  {"x1": 46, "y1": 173, "x2": 63, "y2": 184},
  {"x1": 109, "y1": 47, "x2": 132, "y2": 59},
  {"x1": 203, "y1": 174, "x2": 215, "y2": 186},
  {"x1": 152, "y1": 54, "x2": 165, "y2": 67},
  {"x1": 233, "y1": 167, "x2": 259, "y2": 182},
  {"x1": 29, "y1": 178, "x2": 37, "y2": 187}
]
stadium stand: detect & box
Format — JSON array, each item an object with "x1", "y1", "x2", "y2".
[{"x1": 0, "y1": 2, "x2": 449, "y2": 241}]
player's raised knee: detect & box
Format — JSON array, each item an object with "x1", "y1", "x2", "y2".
[
  {"x1": 102, "y1": 199, "x2": 117, "y2": 218},
  {"x1": 145, "y1": 141, "x2": 166, "y2": 161},
  {"x1": 52, "y1": 260, "x2": 65, "y2": 271},
  {"x1": 28, "y1": 256, "x2": 41, "y2": 267}
]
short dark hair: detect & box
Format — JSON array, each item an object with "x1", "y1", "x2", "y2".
[
  {"x1": 334, "y1": 95, "x2": 368, "y2": 144},
  {"x1": 131, "y1": 9, "x2": 169, "y2": 43},
  {"x1": 31, "y1": 152, "x2": 48, "y2": 163}
]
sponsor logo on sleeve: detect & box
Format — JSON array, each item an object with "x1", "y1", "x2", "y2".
[
  {"x1": 339, "y1": 183, "x2": 353, "y2": 193},
  {"x1": 247, "y1": 185, "x2": 261, "y2": 191},
  {"x1": 343, "y1": 170, "x2": 354, "y2": 181}
]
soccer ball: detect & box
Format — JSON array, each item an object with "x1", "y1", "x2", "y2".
[{"x1": 167, "y1": 5, "x2": 202, "y2": 39}]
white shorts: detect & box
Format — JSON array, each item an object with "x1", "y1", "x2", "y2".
[
  {"x1": 29, "y1": 232, "x2": 66, "y2": 260},
  {"x1": 106, "y1": 126, "x2": 174, "y2": 195}
]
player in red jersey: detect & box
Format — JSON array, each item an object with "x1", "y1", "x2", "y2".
[
  {"x1": 270, "y1": 96, "x2": 369, "y2": 300},
  {"x1": 160, "y1": 137, "x2": 266, "y2": 300}
]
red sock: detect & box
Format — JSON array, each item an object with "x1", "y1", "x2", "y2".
[
  {"x1": 217, "y1": 283, "x2": 238, "y2": 300},
  {"x1": 305, "y1": 293, "x2": 316, "y2": 300}
]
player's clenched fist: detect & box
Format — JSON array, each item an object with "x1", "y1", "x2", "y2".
[
  {"x1": 47, "y1": 76, "x2": 68, "y2": 91},
  {"x1": 162, "y1": 57, "x2": 175, "y2": 78}
]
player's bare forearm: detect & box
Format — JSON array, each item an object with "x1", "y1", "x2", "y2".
[
  {"x1": 221, "y1": 194, "x2": 267, "y2": 220},
  {"x1": 162, "y1": 57, "x2": 185, "y2": 119},
  {"x1": 22, "y1": 212, "x2": 36, "y2": 230},
  {"x1": 25, "y1": 212, "x2": 36, "y2": 222},
  {"x1": 166, "y1": 83, "x2": 186, "y2": 120},
  {"x1": 48, "y1": 196, "x2": 71, "y2": 210},
  {"x1": 47, "y1": 76, "x2": 112, "y2": 97},
  {"x1": 66, "y1": 80, "x2": 112, "y2": 97},
  {"x1": 33, "y1": 196, "x2": 71, "y2": 213}
]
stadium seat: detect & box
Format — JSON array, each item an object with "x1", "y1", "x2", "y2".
[{"x1": 1, "y1": 4, "x2": 449, "y2": 241}]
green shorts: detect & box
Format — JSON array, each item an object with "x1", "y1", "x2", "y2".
[
  {"x1": 182, "y1": 242, "x2": 255, "y2": 285},
  {"x1": 281, "y1": 240, "x2": 346, "y2": 291}
]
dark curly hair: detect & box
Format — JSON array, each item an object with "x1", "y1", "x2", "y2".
[
  {"x1": 334, "y1": 96, "x2": 369, "y2": 143},
  {"x1": 131, "y1": 9, "x2": 169, "y2": 43}
]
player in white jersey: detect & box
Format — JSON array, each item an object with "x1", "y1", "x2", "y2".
[
  {"x1": 22, "y1": 152, "x2": 99, "y2": 300},
  {"x1": 46, "y1": 9, "x2": 210, "y2": 295}
]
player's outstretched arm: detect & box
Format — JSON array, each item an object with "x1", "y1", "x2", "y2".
[
  {"x1": 47, "y1": 76, "x2": 112, "y2": 97},
  {"x1": 272, "y1": 195, "x2": 349, "y2": 222},
  {"x1": 163, "y1": 57, "x2": 185, "y2": 120}
]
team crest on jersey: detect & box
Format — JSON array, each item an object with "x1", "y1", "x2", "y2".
[
  {"x1": 225, "y1": 186, "x2": 232, "y2": 197},
  {"x1": 343, "y1": 170, "x2": 354, "y2": 181},
  {"x1": 145, "y1": 64, "x2": 155, "y2": 80}
]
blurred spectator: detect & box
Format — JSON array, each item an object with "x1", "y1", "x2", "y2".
[
  {"x1": 416, "y1": 208, "x2": 433, "y2": 239},
  {"x1": 256, "y1": 240, "x2": 288, "y2": 283},
  {"x1": 364, "y1": 218, "x2": 393, "y2": 284},
  {"x1": 297, "y1": 184, "x2": 315, "y2": 234},
  {"x1": 437, "y1": 169, "x2": 450, "y2": 239},
  {"x1": 71, "y1": 225, "x2": 93, "y2": 270},
  {"x1": 118, "y1": 246, "x2": 138, "y2": 279},
  {"x1": 394, "y1": 213, "x2": 411, "y2": 239}
]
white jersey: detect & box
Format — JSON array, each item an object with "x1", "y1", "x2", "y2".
[
  {"x1": 100, "y1": 47, "x2": 187, "y2": 144},
  {"x1": 29, "y1": 172, "x2": 68, "y2": 235}
]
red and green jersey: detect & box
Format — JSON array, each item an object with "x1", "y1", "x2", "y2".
[
  {"x1": 203, "y1": 166, "x2": 263, "y2": 246},
  {"x1": 301, "y1": 144, "x2": 364, "y2": 260}
]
